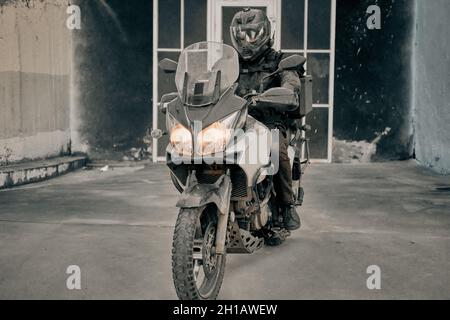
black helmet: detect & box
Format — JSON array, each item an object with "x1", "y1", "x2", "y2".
[{"x1": 230, "y1": 8, "x2": 272, "y2": 61}]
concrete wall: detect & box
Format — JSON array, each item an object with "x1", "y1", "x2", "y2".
[
  {"x1": 334, "y1": 0, "x2": 415, "y2": 162},
  {"x1": 72, "y1": 0, "x2": 153, "y2": 159},
  {"x1": 0, "y1": 0, "x2": 72, "y2": 166},
  {"x1": 413, "y1": 0, "x2": 450, "y2": 174}
]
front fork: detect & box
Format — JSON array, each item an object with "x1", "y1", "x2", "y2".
[{"x1": 215, "y1": 207, "x2": 229, "y2": 255}]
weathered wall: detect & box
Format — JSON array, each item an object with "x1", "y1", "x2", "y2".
[
  {"x1": 413, "y1": 0, "x2": 450, "y2": 174},
  {"x1": 0, "y1": 0, "x2": 72, "y2": 165},
  {"x1": 334, "y1": 0, "x2": 415, "y2": 162},
  {"x1": 72, "y1": 0, "x2": 153, "y2": 159}
]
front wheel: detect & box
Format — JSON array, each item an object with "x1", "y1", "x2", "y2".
[{"x1": 171, "y1": 206, "x2": 226, "y2": 300}]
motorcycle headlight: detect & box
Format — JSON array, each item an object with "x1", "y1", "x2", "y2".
[
  {"x1": 168, "y1": 115, "x2": 192, "y2": 156},
  {"x1": 197, "y1": 111, "x2": 239, "y2": 156}
]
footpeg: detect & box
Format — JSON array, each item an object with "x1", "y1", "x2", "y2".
[{"x1": 264, "y1": 228, "x2": 291, "y2": 247}]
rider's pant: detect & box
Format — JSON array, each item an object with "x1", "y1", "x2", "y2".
[{"x1": 273, "y1": 129, "x2": 294, "y2": 206}]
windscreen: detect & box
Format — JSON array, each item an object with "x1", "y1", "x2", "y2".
[{"x1": 175, "y1": 42, "x2": 239, "y2": 106}]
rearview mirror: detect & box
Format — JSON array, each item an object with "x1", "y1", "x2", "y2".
[
  {"x1": 258, "y1": 55, "x2": 306, "y2": 92},
  {"x1": 160, "y1": 92, "x2": 178, "y2": 115},
  {"x1": 151, "y1": 129, "x2": 164, "y2": 140},
  {"x1": 278, "y1": 54, "x2": 306, "y2": 71},
  {"x1": 159, "y1": 58, "x2": 178, "y2": 74}
]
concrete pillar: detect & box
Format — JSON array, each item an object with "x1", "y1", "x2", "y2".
[{"x1": 413, "y1": 0, "x2": 450, "y2": 174}]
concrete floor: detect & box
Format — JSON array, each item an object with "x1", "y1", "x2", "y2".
[{"x1": 0, "y1": 161, "x2": 449, "y2": 299}]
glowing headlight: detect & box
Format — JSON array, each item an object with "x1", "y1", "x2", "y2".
[
  {"x1": 168, "y1": 115, "x2": 192, "y2": 156},
  {"x1": 197, "y1": 111, "x2": 239, "y2": 156}
]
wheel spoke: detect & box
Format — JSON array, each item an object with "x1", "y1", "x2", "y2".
[{"x1": 193, "y1": 261, "x2": 201, "y2": 279}]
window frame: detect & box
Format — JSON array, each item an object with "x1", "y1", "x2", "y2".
[{"x1": 153, "y1": 0, "x2": 336, "y2": 163}]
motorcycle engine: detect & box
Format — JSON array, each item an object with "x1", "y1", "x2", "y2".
[
  {"x1": 232, "y1": 182, "x2": 272, "y2": 231},
  {"x1": 233, "y1": 200, "x2": 269, "y2": 231},
  {"x1": 251, "y1": 177, "x2": 273, "y2": 230}
]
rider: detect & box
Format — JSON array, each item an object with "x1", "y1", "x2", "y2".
[{"x1": 230, "y1": 8, "x2": 302, "y2": 231}]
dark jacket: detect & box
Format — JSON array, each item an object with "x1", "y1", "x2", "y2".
[{"x1": 237, "y1": 48, "x2": 302, "y2": 130}]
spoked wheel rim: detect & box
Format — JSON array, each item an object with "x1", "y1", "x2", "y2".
[
  {"x1": 172, "y1": 206, "x2": 226, "y2": 300},
  {"x1": 192, "y1": 217, "x2": 223, "y2": 299}
]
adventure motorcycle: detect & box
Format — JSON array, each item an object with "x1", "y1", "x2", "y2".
[{"x1": 152, "y1": 42, "x2": 313, "y2": 300}]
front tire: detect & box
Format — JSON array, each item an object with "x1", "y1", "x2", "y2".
[{"x1": 171, "y1": 206, "x2": 226, "y2": 300}]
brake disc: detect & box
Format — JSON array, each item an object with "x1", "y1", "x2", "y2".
[{"x1": 202, "y1": 223, "x2": 218, "y2": 276}]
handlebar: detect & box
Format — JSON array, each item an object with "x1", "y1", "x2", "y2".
[{"x1": 246, "y1": 87, "x2": 299, "y2": 113}]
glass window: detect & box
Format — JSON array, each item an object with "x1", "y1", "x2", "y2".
[
  {"x1": 306, "y1": 107, "x2": 329, "y2": 159},
  {"x1": 185, "y1": 0, "x2": 207, "y2": 47},
  {"x1": 307, "y1": 53, "x2": 329, "y2": 104},
  {"x1": 281, "y1": 0, "x2": 305, "y2": 49},
  {"x1": 158, "y1": 0, "x2": 180, "y2": 48},
  {"x1": 308, "y1": 0, "x2": 331, "y2": 49}
]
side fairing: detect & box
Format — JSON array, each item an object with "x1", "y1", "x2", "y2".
[
  {"x1": 224, "y1": 116, "x2": 273, "y2": 186},
  {"x1": 166, "y1": 84, "x2": 247, "y2": 130}
]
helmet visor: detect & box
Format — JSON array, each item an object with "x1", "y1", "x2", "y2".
[{"x1": 231, "y1": 23, "x2": 267, "y2": 48}]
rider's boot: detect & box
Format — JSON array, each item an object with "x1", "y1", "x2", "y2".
[
  {"x1": 282, "y1": 204, "x2": 301, "y2": 231},
  {"x1": 264, "y1": 231, "x2": 286, "y2": 246}
]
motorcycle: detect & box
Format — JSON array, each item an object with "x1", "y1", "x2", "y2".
[{"x1": 153, "y1": 42, "x2": 313, "y2": 300}]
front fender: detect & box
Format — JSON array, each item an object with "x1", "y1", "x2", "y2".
[{"x1": 176, "y1": 174, "x2": 232, "y2": 215}]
